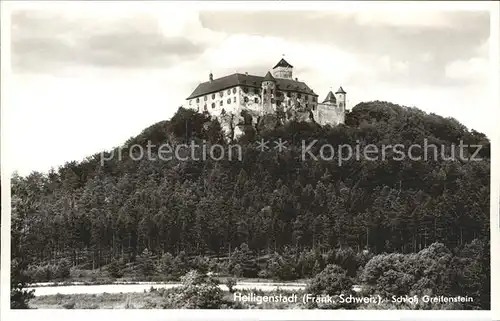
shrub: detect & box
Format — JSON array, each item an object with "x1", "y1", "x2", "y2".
[
  {"x1": 62, "y1": 301, "x2": 76, "y2": 309},
  {"x1": 107, "y1": 259, "x2": 124, "y2": 278},
  {"x1": 169, "y1": 270, "x2": 224, "y2": 308},
  {"x1": 307, "y1": 264, "x2": 353, "y2": 296},
  {"x1": 56, "y1": 259, "x2": 72, "y2": 280},
  {"x1": 225, "y1": 278, "x2": 237, "y2": 293}
]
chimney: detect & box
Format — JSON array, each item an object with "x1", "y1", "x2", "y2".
[{"x1": 209, "y1": 72, "x2": 213, "y2": 82}]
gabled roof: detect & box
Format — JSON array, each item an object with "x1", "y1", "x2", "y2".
[
  {"x1": 273, "y1": 58, "x2": 293, "y2": 69},
  {"x1": 322, "y1": 91, "x2": 337, "y2": 104},
  {"x1": 263, "y1": 71, "x2": 276, "y2": 82},
  {"x1": 186, "y1": 73, "x2": 317, "y2": 99},
  {"x1": 335, "y1": 86, "x2": 346, "y2": 94}
]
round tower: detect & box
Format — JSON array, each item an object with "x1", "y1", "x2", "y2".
[{"x1": 261, "y1": 71, "x2": 277, "y2": 115}]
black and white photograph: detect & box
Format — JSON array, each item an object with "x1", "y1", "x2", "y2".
[{"x1": 1, "y1": 0, "x2": 498, "y2": 316}]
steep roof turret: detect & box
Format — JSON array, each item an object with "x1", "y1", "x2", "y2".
[
  {"x1": 335, "y1": 86, "x2": 346, "y2": 94},
  {"x1": 322, "y1": 91, "x2": 337, "y2": 104},
  {"x1": 263, "y1": 71, "x2": 276, "y2": 82},
  {"x1": 273, "y1": 58, "x2": 293, "y2": 69}
]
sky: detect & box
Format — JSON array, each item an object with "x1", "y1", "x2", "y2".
[{"x1": 1, "y1": 1, "x2": 495, "y2": 176}]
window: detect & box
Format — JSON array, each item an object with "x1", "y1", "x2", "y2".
[
  {"x1": 212, "y1": 103, "x2": 215, "y2": 109},
  {"x1": 212, "y1": 94, "x2": 215, "y2": 99},
  {"x1": 221, "y1": 108, "x2": 226, "y2": 115},
  {"x1": 276, "y1": 91, "x2": 282, "y2": 97},
  {"x1": 313, "y1": 97, "x2": 316, "y2": 102},
  {"x1": 254, "y1": 97, "x2": 259, "y2": 103},
  {"x1": 288, "y1": 100, "x2": 291, "y2": 106},
  {"x1": 312, "y1": 104, "x2": 316, "y2": 111},
  {"x1": 227, "y1": 98, "x2": 231, "y2": 104},
  {"x1": 204, "y1": 104, "x2": 207, "y2": 111},
  {"x1": 297, "y1": 93, "x2": 302, "y2": 99},
  {"x1": 286, "y1": 92, "x2": 291, "y2": 98},
  {"x1": 196, "y1": 97, "x2": 200, "y2": 103},
  {"x1": 189, "y1": 100, "x2": 192, "y2": 105},
  {"x1": 243, "y1": 87, "x2": 248, "y2": 93},
  {"x1": 227, "y1": 89, "x2": 231, "y2": 95},
  {"x1": 271, "y1": 98, "x2": 275, "y2": 104},
  {"x1": 263, "y1": 89, "x2": 267, "y2": 95},
  {"x1": 220, "y1": 100, "x2": 223, "y2": 106},
  {"x1": 232, "y1": 88, "x2": 236, "y2": 94},
  {"x1": 244, "y1": 97, "x2": 249, "y2": 103},
  {"x1": 271, "y1": 89, "x2": 274, "y2": 95},
  {"x1": 204, "y1": 96, "x2": 207, "y2": 101},
  {"x1": 233, "y1": 97, "x2": 236, "y2": 103}
]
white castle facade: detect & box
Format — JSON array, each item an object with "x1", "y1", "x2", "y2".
[{"x1": 185, "y1": 58, "x2": 347, "y2": 137}]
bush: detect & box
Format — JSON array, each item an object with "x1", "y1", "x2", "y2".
[
  {"x1": 266, "y1": 252, "x2": 297, "y2": 281},
  {"x1": 27, "y1": 264, "x2": 54, "y2": 282},
  {"x1": 11, "y1": 258, "x2": 35, "y2": 309},
  {"x1": 56, "y1": 259, "x2": 72, "y2": 279},
  {"x1": 159, "y1": 252, "x2": 174, "y2": 275},
  {"x1": 232, "y1": 264, "x2": 242, "y2": 278},
  {"x1": 307, "y1": 264, "x2": 353, "y2": 296},
  {"x1": 107, "y1": 259, "x2": 124, "y2": 278},
  {"x1": 169, "y1": 270, "x2": 225, "y2": 308},
  {"x1": 62, "y1": 301, "x2": 76, "y2": 309},
  {"x1": 225, "y1": 278, "x2": 237, "y2": 293}
]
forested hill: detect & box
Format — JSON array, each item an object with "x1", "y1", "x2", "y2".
[{"x1": 12, "y1": 101, "x2": 490, "y2": 266}]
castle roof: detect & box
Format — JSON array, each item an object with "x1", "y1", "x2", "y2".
[
  {"x1": 322, "y1": 91, "x2": 337, "y2": 104},
  {"x1": 263, "y1": 71, "x2": 276, "y2": 82},
  {"x1": 273, "y1": 58, "x2": 293, "y2": 69},
  {"x1": 335, "y1": 86, "x2": 346, "y2": 94},
  {"x1": 187, "y1": 72, "x2": 317, "y2": 99}
]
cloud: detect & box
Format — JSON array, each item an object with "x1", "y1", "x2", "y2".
[
  {"x1": 199, "y1": 10, "x2": 490, "y2": 87},
  {"x1": 445, "y1": 57, "x2": 489, "y2": 82},
  {"x1": 11, "y1": 8, "x2": 218, "y2": 72}
]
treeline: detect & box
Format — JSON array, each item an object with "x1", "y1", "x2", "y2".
[{"x1": 11, "y1": 101, "x2": 490, "y2": 308}]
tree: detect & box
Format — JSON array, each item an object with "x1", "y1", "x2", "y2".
[
  {"x1": 137, "y1": 249, "x2": 156, "y2": 277},
  {"x1": 169, "y1": 270, "x2": 225, "y2": 309},
  {"x1": 307, "y1": 264, "x2": 353, "y2": 296}
]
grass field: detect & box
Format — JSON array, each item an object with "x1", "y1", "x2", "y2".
[{"x1": 29, "y1": 289, "x2": 308, "y2": 309}]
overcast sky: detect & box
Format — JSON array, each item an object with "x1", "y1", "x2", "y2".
[{"x1": 2, "y1": 1, "x2": 495, "y2": 175}]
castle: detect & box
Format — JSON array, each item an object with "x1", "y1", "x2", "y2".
[{"x1": 185, "y1": 58, "x2": 346, "y2": 138}]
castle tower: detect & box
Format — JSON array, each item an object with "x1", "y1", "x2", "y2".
[
  {"x1": 335, "y1": 86, "x2": 346, "y2": 111},
  {"x1": 271, "y1": 58, "x2": 293, "y2": 79},
  {"x1": 261, "y1": 71, "x2": 277, "y2": 115},
  {"x1": 322, "y1": 91, "x2": 337, "y2": 105}
]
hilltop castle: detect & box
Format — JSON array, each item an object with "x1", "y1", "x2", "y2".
[{"x1": 185, "y1": 58, "x2": 347, "y2": 138}]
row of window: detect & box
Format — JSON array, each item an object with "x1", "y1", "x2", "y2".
[
  {"x1": 198, "y1": 96, "x2": 262, "y2": 110},
  {"x1": 191, "y1": 88, "x2": 317, "y2": 105}
]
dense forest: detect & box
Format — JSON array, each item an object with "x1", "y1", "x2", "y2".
[{"x1": 11, "y1": 101, "x2": 491, "y2": 309}]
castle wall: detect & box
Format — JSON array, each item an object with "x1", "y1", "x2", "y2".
[
  {"x1": 237, "y1": 85, "x2": 262, "y2": 115},
  {"x1": 187, "y1": 86, "x2": 240, "y2": 117},
  {"x1": 313, "y1": 103, "x2": 345, "y2": 126},
  {"x1": 276, "y1": 91, "x2": 317, "y2": 112}
]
